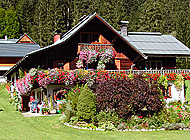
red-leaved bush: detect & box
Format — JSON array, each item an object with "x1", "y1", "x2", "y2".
[{"x1": 96, "y1": 74, "x2": 164, "y2": 118}]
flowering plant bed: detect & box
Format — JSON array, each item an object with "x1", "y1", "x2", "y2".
[
  {"x1": 62, "y1": 121, "x2": 190, "y2": 132},
  {"x1": 15, "y1": 68, "x2": 186, "y2": 95}
]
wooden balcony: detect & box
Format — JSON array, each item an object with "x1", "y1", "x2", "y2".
[{"x1": 78, "y1": 43, "x2": 113, "y2": 53}]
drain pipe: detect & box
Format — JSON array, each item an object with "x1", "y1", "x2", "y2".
[{"x1": 131, "y1": 64, "x2": 135, "y2": 70}]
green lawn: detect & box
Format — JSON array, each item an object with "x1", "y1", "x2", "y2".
[{"x1": 0, "y1": 84, "x2": 190, "y2": 140}]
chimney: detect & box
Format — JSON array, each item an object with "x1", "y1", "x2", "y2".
[
  {"x1": 120, "y1": 21, "x2": 129, "y2": 36},
  {"x1": 5, "y1": 35, "x2": 7, "y2": 40},
  {"x1": 54, "y1": 30, "x2": 61, "y2": 43}
]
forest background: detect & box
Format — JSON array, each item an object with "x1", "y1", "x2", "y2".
[{"x1": 0, "y1": 0, "x2": 189, "y2": 68}]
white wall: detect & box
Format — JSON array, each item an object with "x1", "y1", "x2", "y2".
[{"x1": 166, "y1": 84, "x2": 185, "y2": 104}]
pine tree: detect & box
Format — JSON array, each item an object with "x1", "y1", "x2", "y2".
[
  {"x1": 32, "y1": 0, "x2": 47, "y2": 47},
  {"x1": 137, "y1": 0, "x2": 164, "y2": 32},
  {"x1": 16, "y1": 0, "x2": 36, "y2": 35},
  {"x1": 77, "y1": 84, "x2": 96, "y2": 122},
  {"x1": 0, "y1": 8, "x2": 6, "y2": 38},
  {"x1": 175, "y1": 0, "x2": 190, "y2": 48},
  {"x1": 2, "y1": 7, "x2": 20, "y2": 38}
]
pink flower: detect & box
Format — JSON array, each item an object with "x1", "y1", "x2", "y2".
[{"x1": 179, "y1": 114, "x2": 182, "y2": 117}]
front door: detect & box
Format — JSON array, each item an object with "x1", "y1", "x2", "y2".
[{"x1": 22, "y1": 96, "x2": 30, "y2": 111}]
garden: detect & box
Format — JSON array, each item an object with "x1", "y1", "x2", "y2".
[
  {"x1": 11, "y1": 67, "x2": 190, "y2": 132},
  {"x1": 2, "y1": 83, "x2": 190, "y2": 140},
  {"x1": 9, "y1": 47, "x2": 190, "y2": 132}
]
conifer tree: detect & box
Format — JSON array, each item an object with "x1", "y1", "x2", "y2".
[
  {"x1": 1, "y1": 7, "x2": 20, "y2": 38},
  {"x1": 138, "y1": 0, "x2": 164, "y2": 32},
  {"x1": 77, "y1": 84, "x2": 96, "y2": 122}
]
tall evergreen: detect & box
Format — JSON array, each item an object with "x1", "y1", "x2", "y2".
[
  {"x1": 0, "y1": 7, "x2": 20, "y2": 39},
  {"x1": 175, "y1": 0, "x2": 190, "y2": 47},
  {"x1": 32, "y1": 0, "x2": 47, "y2": 47},
  {"x1": 137, "y1": 0, "x2": 164, "y2": 32},
  {"x1": 0, "y1": 0, "x2": 189, "y2": 48},
  {"x1": 16, "y1": 0, "x2": 36, "y2": 35}
]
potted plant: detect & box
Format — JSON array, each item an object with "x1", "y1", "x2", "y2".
[{"x1": 42, "y1": 108, "x2": 49, "y2": 115}]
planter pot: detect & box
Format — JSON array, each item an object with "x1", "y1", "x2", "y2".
[{"x1": 50, "y1": 109, "x2": 56, "y2": 114}]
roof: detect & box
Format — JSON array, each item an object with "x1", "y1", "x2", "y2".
[
  {"x1": 0, "y1": 43, "x2": 40, "y2": 57},
  {"x1": 0, "y1": 39, "x2": 17, "y2": 44},
  {"x1": 16, "y1": 33, "x2": 36, "y2": 44},
  {"x1": 125, "y1": 32, "x2": 190, "y2": 57}
]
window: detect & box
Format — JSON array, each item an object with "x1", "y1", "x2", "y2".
[
  {"x1": 145, "y1": 61, "x2": 162, "y2": 70},
  {"x1": 161, "y1": 85, "x2": 172, "y2": 97}
]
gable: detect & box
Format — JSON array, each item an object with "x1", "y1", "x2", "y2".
[{"x1": 16, "y1": 33, "x2": 36, "y2": 44}]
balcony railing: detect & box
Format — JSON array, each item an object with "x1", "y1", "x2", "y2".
[
  {"x1": 78, "y1": 43, "x2": 113, "y2": 53},
  {"x1": 107, "y1": 69, "x2": 190, "y2": 75}
]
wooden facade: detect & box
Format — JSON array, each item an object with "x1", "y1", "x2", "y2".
[
  {"x1": 53, "y1": 33, "x2": 135, "y2": 71},
  {"x1": 17, "y1": 33, "x2": 35, "y2": 44}
]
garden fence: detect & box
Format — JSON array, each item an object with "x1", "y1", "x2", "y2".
[{"x1": 107, "y1": 69, "x2": 190, "y2": 75}]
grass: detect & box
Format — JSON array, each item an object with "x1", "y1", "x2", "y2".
[{"x1": 0, "y1": 84, "x2": 190, "y2": 140}]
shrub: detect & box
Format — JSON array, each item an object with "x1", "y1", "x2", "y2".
[
  {"x1": 58, "y1": 102, "x2": 66, "y2": 114},
  {"x1": 96, "y1": 74, "x2": 164, "y2": 118},
  {"x1": 93, "y1": 110, "x2": 119, "y2": 126},
  {"x1": 161, "y1": 123, "x2": 187, "y2": 130},
  {"x1": 99, "y1": 121, "x2": 116, "y2": 131},
  {"x1": 66, "y1": 84, "x2": 81, "y2": 115},
  {"x1": 77, "y1": 84, "x2": 97, "y2": 122},
  {"x1": 64, "y1": 101, "x2": 74, "y2": 122},
  {"x1": 69, "y1": 116, "x2": 79, "y2": 125},
  {"x1": 117, "y1": 123, "x2": 127, "y2": 131}
]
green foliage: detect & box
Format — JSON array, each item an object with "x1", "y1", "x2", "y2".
[
  {"x1": 42, "y1": 108, "x2": 49, "y2": 113},
  {"x1": 64, "y1": 101, "x2": 74, "y2": 123},
  {"x1": 77, "y1": 84, "x2": 96, "y2": 122},
  {"x1": 58, "y1": 102, "x2": 66, "y2": 114},
  {"x1": 69, "y1": 116, "x2": 79, "y2": 125},
  {"x1": 93, "y1": 110, "x2": 119, "y2": 126},
  {"x1": 185, "y1": 80, "x2": 190, "y2": 100},
  {"x1": 0, "y1": 7, "x2": 19, "y2": 38},
  {"x1": 117, "y1": 123, "x2": 127, "y2": 131},
  {"x1": 176, "y1": 58, "x2": 190, "y2": 69},
  {"x1": 0, "y1": 0, "x2": 189, "y2": 48},
  {"x1": 10, "y1": 91, "x2": 21, "y2": 111},
  {"x1": 66, "y1": 84, "x2": 81, "y2": 115},
  {"x1": 99, "y1": 121, "x2": 116, "y2": 131},
  {"x1": 161, "y1": 123, "x2": 187, "y2": 130},
  {"x1": 138, "y1": 0, "x2": 164, "y2": 32}
]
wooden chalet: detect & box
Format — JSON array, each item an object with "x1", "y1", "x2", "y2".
[{"x1": 4, "y1": 13, "x2": 190, "y2": 111}]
